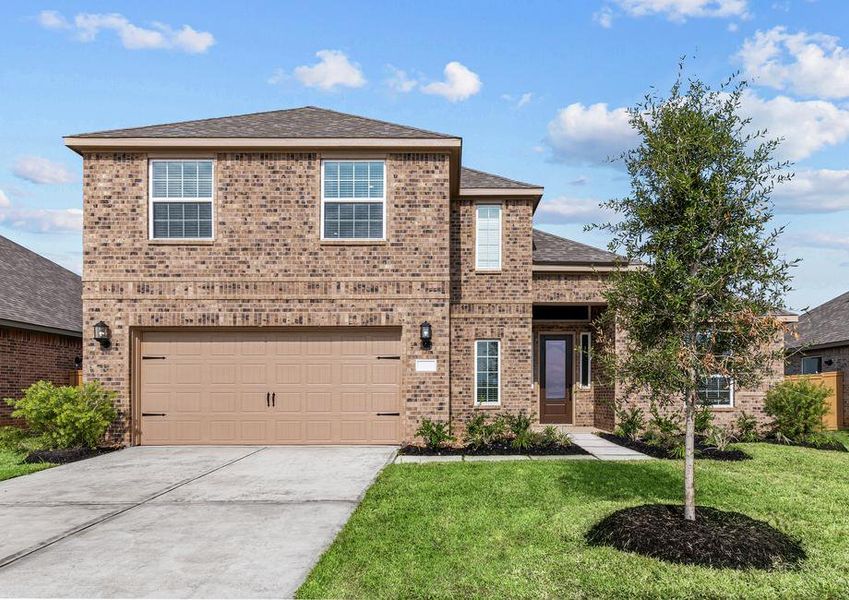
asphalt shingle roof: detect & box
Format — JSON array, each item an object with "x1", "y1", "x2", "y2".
[
  {"x1": 0, "y1": 235, "x2": 82, "y2": 334},
  {"x1": 460, "y1": 167, "x2": 541, "y2": 190},
  {"x1": 70, "y1": 106, "x2": 458, "y2": 140},
  {"x1": 786, "y1": 291, "x2": 849, "y2": 349},
  {"x1": 533, "y1": 229, "x2": 627, "y2": 266}
]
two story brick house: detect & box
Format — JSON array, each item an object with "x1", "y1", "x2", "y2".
[{"x1": 64, "y1": 107, "x2": 784, "y2": 446}]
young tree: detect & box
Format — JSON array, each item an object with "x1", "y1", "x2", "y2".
[{"x1": 593, "y1": 69, "x2": 795, "y2": 521}]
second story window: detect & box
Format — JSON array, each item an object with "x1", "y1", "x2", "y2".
[
  {"x1": 475, "y1": 204, "x2": 502, "y2": 270},
  {"x1": 149, "y1": 160, "x2": 214, "y2": 240},
  {"x1": 321, "y1": 160, "x2": 385, "y2": 240}
]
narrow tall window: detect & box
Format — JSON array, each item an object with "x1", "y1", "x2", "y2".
[
  {"x1": 697, "y1": 375, "x2": 733, "y2": 407},
  {"x1": 801, "y1": 356, "x2": 822, "y2": 375},
  {"x1": 580, "y1": 332, "x2": 591, "y2": 387},
  {"x1": 321, "y1": 160, "x2": 385, "y2": 240},
  {"x1": 475, "y1": 340, "x2": 500, "y2": 405},
  {"x1": 475, "y1": 204, "x2": 502, "y2": 270},
  {"x1": 149, "y1": 160, "x2": 214, "y2": 239}
]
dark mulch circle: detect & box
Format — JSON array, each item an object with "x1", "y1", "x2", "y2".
[
  {"x1": 586, "y1": 504, "x2": 806, "y2": 571},
  {"x1": 598, "y1": 433, "x2": 752, "y2": 461},
  {"x1": 25, "y1": 447, "x2": 118, "y2": 465},
  {"x1": 399, "y1": 442, "x2": 589, "y2": 456}
]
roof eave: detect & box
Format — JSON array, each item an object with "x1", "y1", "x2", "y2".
[
  {"x1": 459, "y1": 187, "x2": 544, "y2": 197},
  {"x1": 532, "y1": 262, "x2": 639, "y2": 273},
  {"x1": 63, "y1": 136, "x2": 463, "y2": 155},
  {"x1": 0, "y1": 318, "x2": 82, "y2": 338}
]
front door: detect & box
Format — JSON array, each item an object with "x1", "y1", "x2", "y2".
[{"x1": 539, "y1": 335, "x2": 573, "y2": 424}]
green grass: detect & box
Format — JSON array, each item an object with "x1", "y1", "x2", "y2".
[
  {"x1": 0, "y1": 448, "x2": 52, "y2": 481},
  {"x1": 298, "y1": 444, "x2": 849, "y2": 599},
  {"x1": 825, "y1": 430, "x2": 849, "y2": 450}
]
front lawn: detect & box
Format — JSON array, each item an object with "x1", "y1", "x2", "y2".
[
  {"x1": 0, "y1": 448, "x2": 52, "y2": 482},
  {"x1": 299, "y1": 444, "x2": 849, "y2": 599}
]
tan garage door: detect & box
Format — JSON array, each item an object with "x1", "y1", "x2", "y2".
[{"x1": 138, "y1": 328, "x2": 402, "y2": 445}]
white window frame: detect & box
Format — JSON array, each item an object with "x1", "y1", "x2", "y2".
[
  {"x1": 698, "y1": 374, "x2": 735, "y2": 408},
  {"x1": 801, "y1": 356, "x2": 822, "y2": 375},
  {"x1": 474, "y1": 339, "x2": 501, "y2": 407},
  {"x1": 148, "y1": 159, "x2": 215, "y2": 241},
  {"x1": 320, "y1": 159, "x2": 386, "y2": 241},
  {"x1": 475, "y1": 203, "x2": 502, "y2": 271},
  {"x1": 579, "y1": 331, "x2": 592, "y2": 388}
]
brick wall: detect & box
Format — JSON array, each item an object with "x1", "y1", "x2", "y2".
[
  {"x1": 787, "y1": 345, "x2": 849, "y2": 428},
  {"x1": 83, "y1": 151, "x2": 452, "y2": 444},
  {"x1": 0, "y1": 325, "x2": 82, "y2": 425}
]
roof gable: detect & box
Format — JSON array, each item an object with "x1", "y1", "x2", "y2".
[
  {"x1": 0, "y1": 236, "x2": 82, "y2": 334},
  {"x1": 69, "y1": 106, "x2": 458, "y2": 140},
  {"x1": 787, "y1": 291, "x2": 849, "y2": 349}
]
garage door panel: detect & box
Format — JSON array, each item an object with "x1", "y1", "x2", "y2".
[{"x1": 140, "y1": 328, "x2": 401, "y2": 445}]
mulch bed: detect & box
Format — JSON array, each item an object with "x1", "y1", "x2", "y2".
[
  {"x1": 762, "y1": 437, "x2": 848, "y2": 453},
  {"x1": 399, "y1": 442, "x2": 589, "y2": 456},
  {"x1": 598, "y1": 433, "x2": 751, "y2": 461},
  {"x1": 24, "y1": 447, "x2": 118, "y2": 465},
  {"x1": 586, "y1": 504, "x2": 806, "y2": 570}
]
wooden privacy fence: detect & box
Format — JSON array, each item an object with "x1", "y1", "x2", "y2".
[
  {"x1": 786, "y1": 371, "x2": 844, "y2": 431},
  {"x1": 68, "y1": 369, "x2": 83, "y2": 387}
]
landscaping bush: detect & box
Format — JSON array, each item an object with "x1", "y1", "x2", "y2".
[
  {"x1": 5, "y1": 381, "x2": 117, "y2": 450},
  {"x1": 694, "y1": 404, "x2": 714, "y2": 436},
  {"x1": 734, "y1": 411, "x2": 760, "y2": 442},
  {"x1": 463, "y1": 413, "x2": 509, "y2": 449},
  {"x1": 614, "y1": 406, "x2": 645, "y2": 442},
  {"x1": 704, "y1": 425, "x2": 733, "y2": 452},
  {"x1": 540, "y1": 425, "x2": 572, "y2": 447},
  {"x1": 414, "y1": 418, "x2": 454, "y2": 450},
  {"x1": 764, "y1": 380, "x2": 829, "y2": 442},
  {"x1": 503, "y1": 410, "x2": 532, "y2": 437}
]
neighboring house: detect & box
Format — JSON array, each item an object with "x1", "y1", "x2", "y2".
[
  {"x1": 786, "y1": 291, "x2": 849, "y2": 428},
  {"x1": 0, "y1": 235, "x2": 82, "y2": 425},
  {"x1": 64, "y1": 106, "x2": 787, "y2": 446}
]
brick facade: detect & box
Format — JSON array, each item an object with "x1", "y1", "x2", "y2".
[
  {"x1": 0, "y1": 325, "x2": 82, "y2": 425},
  {"x1": 786, "y1": 346, "x2": 849, "y2": 428}
]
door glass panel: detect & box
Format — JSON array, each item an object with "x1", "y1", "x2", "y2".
[{"x1": 545, "y1": 340, "x2": 567, "y2": 399}]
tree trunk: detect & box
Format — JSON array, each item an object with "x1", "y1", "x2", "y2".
[{"x1": 683, "y1": 392, "x2": 696, "y2": 521}]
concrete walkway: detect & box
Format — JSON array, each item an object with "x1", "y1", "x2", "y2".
[
  {"x1": 0, "y1": 445, "x2": 396, "y2": 598},
  {"x1": 568, "y1": 432, "x2": 653, "y2": 460}
]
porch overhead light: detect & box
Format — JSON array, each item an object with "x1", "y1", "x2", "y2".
[
  {"x1": 420, "y1": 321, "x2": 432, "y2": 350},
  {"x1": 93, "y1": 320, "x2": 111, "y2": 349}
]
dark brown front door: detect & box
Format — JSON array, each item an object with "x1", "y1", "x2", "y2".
[{"x1": 539, "y1": 335, "x2": 573, "y2": 424}]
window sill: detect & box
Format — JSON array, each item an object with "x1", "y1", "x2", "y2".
[
  {"x1": 320, "y1": 239, "x2": 389, "y2": 246},
  {"x1": 148, "y1": 239, "x2": 215, "y2": 245},
  {"x1": 707, "y1": 406, "x2": 735, "y2": 412},
  {"x1": 473, "y1": 403, "x2": 502, "y2": 409},
  {"x1": 475, "y1": 269, "x2": 502, "y2": 274}
]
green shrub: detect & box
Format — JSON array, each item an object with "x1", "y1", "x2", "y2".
[
  {"x1": 503, "y1": 410, "x2": 533, "y2": 437},
  {"x1": 734, "y1": 411, "x2": 760, "y2": 442},
  {"x1": 644, "y1": 405, "x2": 683, "y2": 451},
  {"x1": 463, "y1": 413, "x2": 509, "y2": 449},
  {"x1": 414, "y1": 418, "x2": 454, "y2": 450},
  {"x1": 764, "y1": 380, "x2": 830, "y2": 441},
  {"x1": 694, "y1": 404, "x2": 714, "y2": 436},
  {"x1": 614, "y1": 406, "x2": 645, "y2": 441},
  {"x1": 511, "y1": 428, "x2": 538, "y2": 451},
  {"x1": 704, "y1": 425, "x2": 732, "y2": 451},
  {"x1": 5, "y1": 381, "x2": 117, "y2": 450}
]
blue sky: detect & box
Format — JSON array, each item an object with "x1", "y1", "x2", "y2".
[{"x1": 1, "y1": 0, "x2": 848, "y2": 310}]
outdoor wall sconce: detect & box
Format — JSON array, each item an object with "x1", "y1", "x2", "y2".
[
  {"x1": 93, "y1": 321, "x2": 111, "y2": 349},
  {"x1": 420, "y1": 321, "x2": 432, "y2": 350},
  {"x1": 825, "y1": 359, "x2": 834, "y2": 367}
]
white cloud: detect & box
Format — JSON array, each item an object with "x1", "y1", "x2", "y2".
[
  {"x1": 739, "y1": 90, "x2": 849, "y2": 160},
  {"x1": 773, "y1": 169, "x2": 849, "y2": 213},
  {"x1": 594, "y1": 6, "x2": 615, "y2": 28},
  {"x1": 38, "y1": 11, "x2": 214, "y2": 53},
  {"x1": 421, "y1": 62, "x2": 481, "y2": 102},
  {"x1": 267, "y1": 68, "x2": 287, "y2": 85},
  {"x1": 569, "y1": 176, "x2": 589, "y2": 186},
  {"x1": 545, "y1": 102, "x2": 638, "y2": 165},
  {"x1": 502, "y1": 92, "x2": 533, "y2": 109},
  {"x1": 12, "y1": 156, "x2": 75, "y2": 185},
  {"x1": 0, "y1": 190, "x2": 82, "y2": 233},
  {"x1": 534, "y1": 196, "x2": 613, "y2": 224},
  {"x1": 544, "y1": 91, "x2": 849, "y2": 164},
  {"x1": 786, "y1": 231, "x2": 849, "y2": 253},
  {"x1": 738, "y1": 27, "x2": 849, "y2": 99},
  {"x1": 386, "y1": 66, "x2": 417, "y2": 93},
  {"x1": 727, "y1": 22, "x2": 739, "y2": 32},
  {"x1": 293, "y1": 50, "x2": 366, "y2": 91},
  {"x1": 615, "y1": 0, "x2": 749, "y2": 22}
]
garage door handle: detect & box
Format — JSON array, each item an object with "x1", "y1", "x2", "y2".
[
  {"x1": 142, "y1": 356, "x2": 166, "y2": 360},
  {"x1": 377, "y1": 355, "x2": 401, "y2": 360},
  {"x1": 376, "y1": 412, "x2": 400, "y2": 416},
  {"x1": 142, "y1": 412, "x2": 166, "y2": 417},
  {"x1": 266, "y1": 392, "x2": 270, "y2": 408},
  {"x1": 272, "y1": 392, "x2": 275, "y2": 407}
]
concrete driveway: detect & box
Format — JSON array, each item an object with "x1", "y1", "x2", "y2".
[{"x1": 0, "y1": 445, "x2": 395, "y2": 598}]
